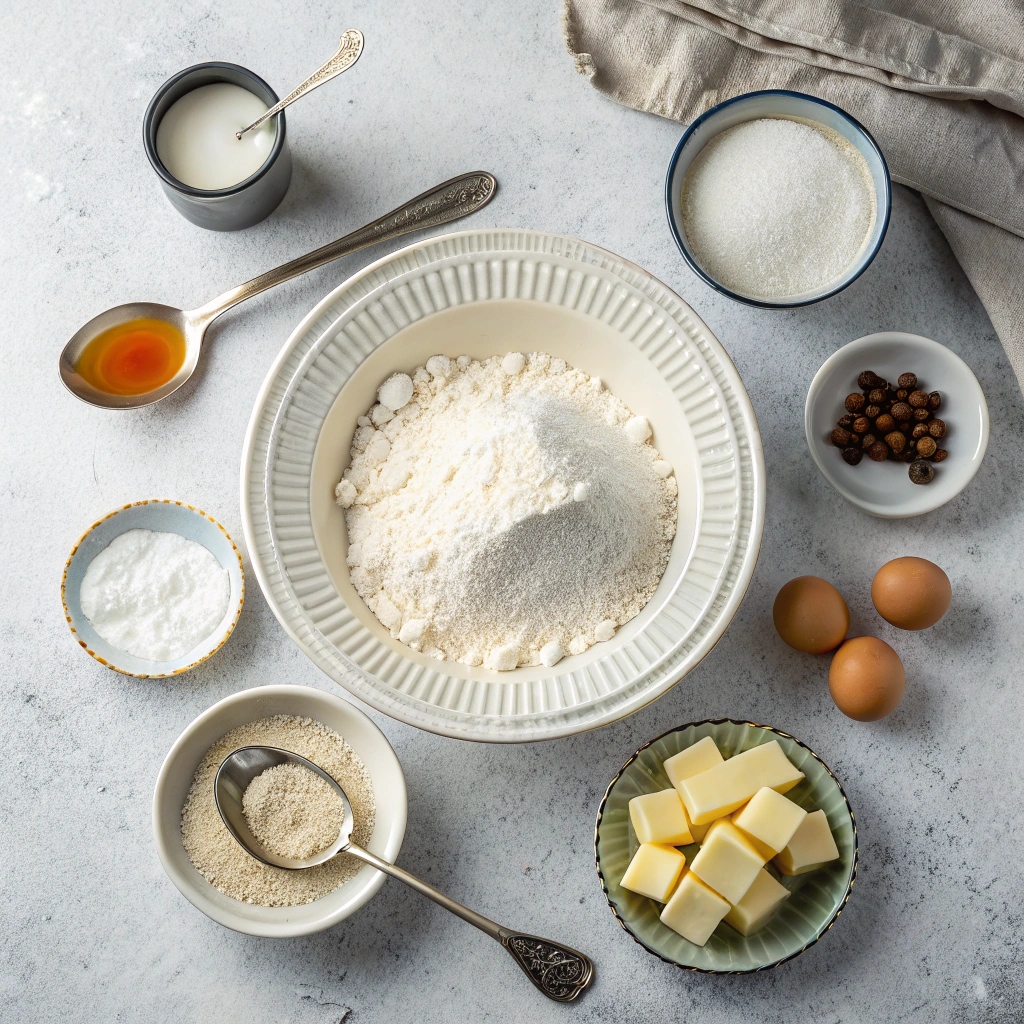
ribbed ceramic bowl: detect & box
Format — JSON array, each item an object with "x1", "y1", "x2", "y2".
[
  {"x1": 61, "y1": 500, "x2": 245, "y2": 677},
  {"x1": 595, "y1": 720, "x2": 857, "y2": 973},
  {"x1": 241, "y1": 229, "x2": 765, "y2": 742}
]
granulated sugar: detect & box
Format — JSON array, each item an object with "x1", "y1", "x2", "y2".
[
  {"x1": 336, "y1": 353, "x2": 677, "y2": 670},
  {"x1": 242, "y1": 762, "x2": 343, "y2": 861},
  {"x1": 682, "y1": 117, "x2": 876, "y2": 300},
  {"x1": 180, "y1": 715, "x2": 374, "y2": 906}
]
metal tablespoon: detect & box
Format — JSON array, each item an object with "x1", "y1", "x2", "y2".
[
  {"x1": 236, "y1": 30, "x2": 364, "y2": 140},
  {"x1": 215, "y1": 745, "x2": 595, "y2": 1004},
  {"x1": 58, "y1": 171, "x2": 496, "y2": 410}
]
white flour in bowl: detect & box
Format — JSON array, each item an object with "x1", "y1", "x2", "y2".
[{"x1": 336, "y1": 353, "x2": 677, "y2": 670}]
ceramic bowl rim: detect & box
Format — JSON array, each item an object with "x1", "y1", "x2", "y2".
[
  {"x1": 803, "y1": 332, "x2": 990, "y2": 517},
  {"x1": 60, "y1": 499, "x2": 245, "y2": 678},
  {"x1": 664, "y1": 89, "x2": 892, "y2": 308},
  {"x1": 151, "y1": 683, "x2": 408, "y2": 937},
  {"x1": 594, "y1": 718, "x2": 858, "y2": 974}
]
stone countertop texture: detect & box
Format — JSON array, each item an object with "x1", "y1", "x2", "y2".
[{"x1": 2, "y1": 2, "x2": 1022, "y2": 1022}]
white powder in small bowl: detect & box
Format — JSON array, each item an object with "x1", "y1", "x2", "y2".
[{"x1": 79, "y1": 528, "x2": 230, "y2": 662}]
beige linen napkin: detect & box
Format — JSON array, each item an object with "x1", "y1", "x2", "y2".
[{"x1": 563, "y1": 0, "x2": 1024, "y2": 386}]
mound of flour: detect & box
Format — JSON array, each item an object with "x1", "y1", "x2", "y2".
[{"x1": 336, "y1": 352, "x2": 677, "y2": 670}]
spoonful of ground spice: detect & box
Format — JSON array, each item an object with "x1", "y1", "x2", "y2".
[{"x1": 215, "y1": 746, "x2": 595, "y2": 1002}]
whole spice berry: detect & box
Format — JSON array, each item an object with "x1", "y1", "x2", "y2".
[
  {"x1": 846, "y1": 393, "x2": 866, "y2": 413},
  {"x1": 928, "y1": 391, "x2": 942, "y2": 410},
  {"x1": 913, "y1": 408, "x2": 931, "y2": 422},
  {"x1": 929, "y1": 418, "x2": 946, "y2": 438},
  {"x1": 864, "y1": 404, "x2": 881, "y2": 418},
  {"x1": 898, "y1": 372, "x2": 918, "y2": 389},
  {"x1": 852, "y1": 416, "x2": 871, "y2": 434},
  {"x1": 858, "y1": 370, "x2": 887, "y2": 390},
  {"x1": 912, "y1": 423, "x2": 930, "y2": 439},
  {"x1": 909, "y1": 390, "x2": 930, "y2": 408},
  {"x1": 842, "y1": 447, "x2": 863, "y2": 465},
  {"x1": 890, "y1": 401, "x2": 912, "y2": 421},
  {"x1": 861, "y1": 433, "x2": 877, "y2": 450},
  {"x1": 838, "y1": 413, "x2": 854, "y2": 429},
  {"x1": 868, "y1": 388, "x2": 888, "y2": 405},
  {"x1": 875, "y1": 413, "x2": 895, "y2": 433},
  {"x1": 895, "y1": 388, "x2": 909, "y2": 401},
  {"x1": 932, "y1": 448, "x2": 948, "y2": 463},
  {"x1": 831, "y1": 426, "x2": 852, "y2": 447},
  {"x1": 909, "y1": 460, "x2": 935, "y2": 484},
  {"x1": 915, "y1": 436, "x2": 938, "y2": 458},
  {"x1": 885, "y1": 431, "x2": 907, "y2": 454},
  {"x1": 868, "y1": 442, "x2": 889, "y2": 462}
]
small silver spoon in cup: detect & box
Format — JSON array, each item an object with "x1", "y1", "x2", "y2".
[
  {"x1": 236, "y1": 29, "x2": 364, "y2": 140},
  {"x1": 215, "y1": 745, "x2": 595, "y2": 1003},
  {"x1": 58, "y1": 171, "x2": 496, "y2": 410}
]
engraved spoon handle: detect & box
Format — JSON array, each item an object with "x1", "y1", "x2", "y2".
[
  {"x1": 190, "y1": 171, "x2": 496, "y2": 324},
  {"x1": 344, "y1": 843, "x2": 594, "y2": 1003},
  {"x1": 236, "y1": 29, "x2": 364, "y2": 139}
]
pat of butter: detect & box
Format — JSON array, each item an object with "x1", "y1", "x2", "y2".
[
  {"x1": 774, "y1": 809, "x2": 840, "y2": 875},
  {"x1": 705, "y1": 816, "x2": 775, "y2": 861},
  {"x1": 689, "y1": 821, "x2": 766, "y2": 904},
  {"x1": 629, "y1": 789, "x2": 694, "y2": 846},
  {"x1": 733, "y1": 787, "x2": 808, "y2": 855},
  {"x1": 660, "y1": 871, "x2": 730, "y2": 946},
  {"x1": 724, "y1": 868, "x2": 791, "y2": 936},
  {"x1": 620, "y1": 843, "x2": 687, "y2": 902},
  {"x1": 664, "y1": 736, "x2": 724, "y2": 793},
  {"x1": 677, "y1": 741, "x2": 805, "y2": 826}
]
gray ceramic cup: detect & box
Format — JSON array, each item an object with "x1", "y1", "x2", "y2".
[{"x1": 144, "y1": 62, "x2": 292, "y2": 231}]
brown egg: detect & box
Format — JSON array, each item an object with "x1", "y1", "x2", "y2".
[
  {"x1": 828, "y1": 636, "x2": 905, "y2": 721},
  {"x1": 871, "y1": 556, "x2": 951, "y2": 630},
  {"x1": 773, "y1": 576, "x2": 849, "y2": 654}
]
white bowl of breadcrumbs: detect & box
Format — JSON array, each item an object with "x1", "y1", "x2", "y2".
[{"x1": 153, "y1": 684, "x2": 407, "y2": 936}]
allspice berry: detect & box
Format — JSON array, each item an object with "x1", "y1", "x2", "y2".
[
  {"x1": 865, "y1": 404, "x2": 881, "y2": 418},
  {"x1": 885, "y1": 431, "x2": 907, "y2": 454},
  {"x1": 846, "y1": 393, "x2": 866, "y2": 413},
  {"x1": 909, "y1": 460, "x2": 935, "y2": 484},
  {"x1": 915, "y1": 436, "x2": 937, "y2": 458},
  {"x1": 868, "y1": 442, "x2": 889, "y2": 462},
  {"x1": 928, "y1": 419, "x2": 946, "y2": 438},
  {"x1": 898, "y1": 372, "x2": 918, "y2": 389},
  {"x1": 932, "y1": 448, "x2": 948, "y2": 463},
  {"x1": 928, "y1": 391, "x2": 942, "y2": 410},
  {"x1": 861, "y1": 433, "x2": 877, "y2": 450},
  {"x1": 831, "y1": 426, "x2": 851, "y2": 447},
  {"x1": 875, "y1": 413, "x2": 895, "y2": 433},
  {"x1": 842, "y1": 447, "x2": 863, "y2": 465},
  {"x1": 909, "y1": 390, "x2": 930, "y2": 408},
  {"x1": 912, "y1": 423, "x2": 929, "y2": 439},
  {"x1": 890, "y1": 401, "x2": 912, "y2": 421},
  {"x1": 913, "y1": 408, "x2": 931, "y2": 422},
  {"x1": 852, "y1": 416, "x2": 871, "y2": 434}
]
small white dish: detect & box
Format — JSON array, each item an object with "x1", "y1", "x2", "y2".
[
  {"x1": 152, "y1": 684, "x2": 407, "y2": 937},
  {"x1": 241, "y1": 229, "x2": 766, "y2": 742},
  {"x1": 61, "y1": 499, "x2": 245, "y2": 677},
  {"x1": 805, "y1": 333, "x2": 989, "y2": 518}
]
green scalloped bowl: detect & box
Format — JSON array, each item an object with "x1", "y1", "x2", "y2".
[{"x1": 595, "y1": 720, "x2": 857, "y2": 973}]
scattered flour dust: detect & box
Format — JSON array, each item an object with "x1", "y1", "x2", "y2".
[
  {"x1": 180, "y1": 715, "x2": 374, "y2": 906},
  {"x1": 335, "y1": 352, "x2": 678, "y2": 670}
]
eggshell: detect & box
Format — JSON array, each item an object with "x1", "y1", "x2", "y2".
[
  {"x1": 773, "y1": 576, "x2": 849, "y2": 654},
  {"x1": 871, "y1": 557, "x2": 951, "y2": 630},
  {"x1": 828, "y1": 636, "x2": 905, "y2": 721}
]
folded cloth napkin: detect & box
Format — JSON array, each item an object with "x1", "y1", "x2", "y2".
[{"x1": 563, "y1": 0, "x2": 1024, "y2": 388}]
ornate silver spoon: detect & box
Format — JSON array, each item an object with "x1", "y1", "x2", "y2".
[
  {"x1": 59, "y1": 171, "x2": 495, "y2": 410},
  {"x1": 215, "y1": 745, "x2": 595, "y2": 1003},
  {"x1": 237, "y1": 29, "x2": 364, "y2": 139}
]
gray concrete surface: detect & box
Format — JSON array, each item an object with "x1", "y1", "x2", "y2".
[{"x1": 2, "y1": 2, "x2": 1022, "y2": 1021}]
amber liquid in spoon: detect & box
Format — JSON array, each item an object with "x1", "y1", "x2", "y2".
[{"x1": 75, "y1": 319, "x2": 186, "y2": 396}]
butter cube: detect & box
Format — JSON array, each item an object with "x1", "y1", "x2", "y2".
[
  {"x1": 660, "y1": 871, "x2": 730, "y2": 946},
  {"x1": 724, "y1": 869, "x2": 791, "y2": 936},
  {"x1": 620, "y1": 843, "x2": 687, "y2": 902},
  {"x1": 774, "y1": 809, "x2": 840, "y2": 875},
  {"x1": 664, "y1": 736, "x2": 724, "y2": 793},
  {"x1": 689, "y1": 821, "x2": 766, "y2": 904},
  {"x1": 629, "y1": 789, "x2": 693, "y2": 846},
  {"x1": 705, "y1": 816, "x2": 775, "y2": 861},
  {"x1": 677, "y1": 741, "x2": 805, "y2": 825},
  {"x1": 733, "y1": 787, "x2": 808, "y2": 855}
]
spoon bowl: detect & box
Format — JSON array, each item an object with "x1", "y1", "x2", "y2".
[
  {"x1": 59, "y1": 302, "x2": 203, "y2": 410},
  {"x1": 215, "y1": 744, "x2": 353, "y2": 869},
  {"x1": 58, "y1": 171, "x2": 497, "y2": 411}
]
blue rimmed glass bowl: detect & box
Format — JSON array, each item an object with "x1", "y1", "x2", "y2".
[
  {"x1": 595, "y1": 719, "x2": 857, "y2": 973},
  {"x1": 665, "y1": 90, "x2": 891, "y2": 308}
]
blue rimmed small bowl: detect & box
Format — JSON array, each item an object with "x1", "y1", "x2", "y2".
[
  {"x1": 62, "y1": 500, "x2": 245, "y2": 677},
  {"x1": 595, "y1": 719, "x2": 857, "y2": 973},
  {"x1": 665, "y1": 90, "x2": 891, "y2": 308}
]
